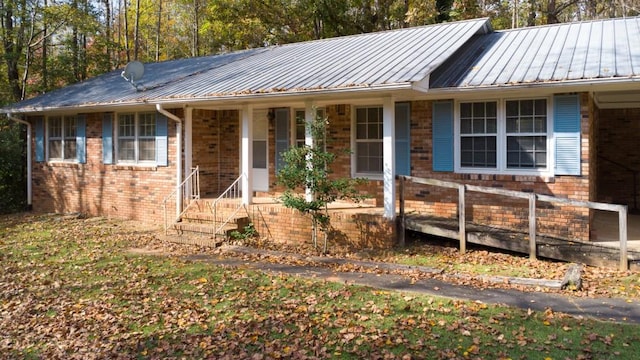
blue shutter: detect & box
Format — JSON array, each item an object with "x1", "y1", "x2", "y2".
[
  {"x1": 156, "y1": 113, "x2": 168, "y2": 167},
  {"x1": 76, "y1": 114, "x2": 87, "y2": 164},
  {"x1": 35, "y1": 117, "x2": 45, "y2": 162},
  {"x1": 432, "y1": 101, "x2": 454, "y2": 172},
  {"x1": 274, "y1": 108, "x2": 290, "y2": 172},
  {"x1": 554, "y1": 95, "x2": 581, "y2": 176},
  {"x1": 102, "y1": 113, "x2": 113, "y2": 164},
  {"x1": 395, "y1": 102, "x2": 411, "y2": 176}
]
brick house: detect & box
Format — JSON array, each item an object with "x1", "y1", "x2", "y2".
[{"x1": 3, "y1": 17, "x2": 640, "y2": 249}]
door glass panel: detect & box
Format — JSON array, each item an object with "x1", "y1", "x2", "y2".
[{"x1": 253, "y1": 141, "x2": 267, "y2": 168}]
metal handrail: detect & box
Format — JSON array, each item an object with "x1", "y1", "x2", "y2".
[
  {"x1": 210, "y1": 174, "x2": 244, "y2": 236},
  {"x1": 163, "y1": 166, "x2": 200, "y2": 234}
]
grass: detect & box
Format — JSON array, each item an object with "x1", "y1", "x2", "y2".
[{"x1": 1, "y1": 213, "x2": 640, "y2": 359}]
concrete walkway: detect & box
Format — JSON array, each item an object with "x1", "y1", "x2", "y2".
[{"x1": 186, "y1": 246, "x2": 640, "y2": 325}]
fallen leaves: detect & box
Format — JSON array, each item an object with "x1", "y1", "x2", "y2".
[{"x1": 2, "y1": 214, "x2": 640, "y2": 359}]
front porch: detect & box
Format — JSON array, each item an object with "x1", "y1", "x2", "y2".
[
  {"x1": 163, "y1": 179, "x2": 640, "y2": 270},
  {"x1": 165, "y1": 195, "x2": 396, "y2": 251}
]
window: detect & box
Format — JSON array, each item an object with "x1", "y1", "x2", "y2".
[
  {"x1": 294, "y1": 108, "x2": 326, "y2": 148},
  {"x1": 505, "y1": 99, "x2": 547, "y2": 169},
  {"x1": 276, "y1": 108, "x2": 327, "y2": 172},
  {"x1": 294, "y1": 110, "x2": 306, "y2": 148},
  {"x1": 117, "y1": 112, "x2": 157, "y2": 164},
  {"x1": 460, "y1": 102, "x2": 497, "y2": 168},
  {"x1": 351, "y1": 104, "x2": 411, "y2": 177},
  {"x1": 456, "y1": 98, "x2": 549, "y2": 174},
  {"x1": 355, "y1": 106, "x2": 383, "y2": 174},
  {"x1": 435, "y1": 95, "x2": 579, "y2": 176},
  {"x1": 47, "y1": 115, "x2": 77, "y2": 161}
]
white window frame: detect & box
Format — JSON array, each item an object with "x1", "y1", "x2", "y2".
[
  {"x1": 351, "y1": 105, "x2": 384, "y2": 179},
  {"x1": 454, "y1": 97, "x2": 554, "y2": 177},
  {"x1": 46, "y1": 115, "x2": 77, "y2": 162},
  {"x1": 115, "y1": 112, "x2": 157, "y2": 165}
]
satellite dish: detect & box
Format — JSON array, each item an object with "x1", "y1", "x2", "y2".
[{"x1": 121, "y1": 61, "x2": 145, "y2": 89}]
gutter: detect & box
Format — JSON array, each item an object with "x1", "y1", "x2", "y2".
[
  {"x1": 155, "y1": 104, "x2": 183, "y2": 220},
  {"x1": 425, "y1": 76, "x2": 640, "y2": 96},
  {"x1": 7, "y1": 114, "x2": 32, "y2": 210}
]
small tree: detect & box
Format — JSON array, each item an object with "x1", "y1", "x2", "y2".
[{"x1": 277, "y1": 110, "x2": 366, "y2": 253}]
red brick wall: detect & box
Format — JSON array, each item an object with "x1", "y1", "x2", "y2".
[
  {"x1": 596, "y1": 107, "x2": 640, "y2": 208},
  {"x1": 191, "y1": 109, "x2": 240, "y2": 197},
  {"x1": 213, "y1": 201, "x2": 396, "y2": 250},
  {"x1": 31, "y1": 111, "x2": 178, "y2": 223}
]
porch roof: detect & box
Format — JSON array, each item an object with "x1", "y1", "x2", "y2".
[
  {"x1": 2, "y1": 18, "x2": 491, "y2": 114},
  {"x1": 429, "y1": 16, "x2": 640, "y2": 90}
]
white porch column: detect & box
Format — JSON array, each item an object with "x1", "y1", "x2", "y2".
[
  {"x1": 241, "y1": 104, "x2": 254, "y2": 205},
  {"x1": 305, "y1": 100, "x2": 315, "y2": 202},
  {"x1": 184, "y1": 106, "x2": 193, "y2": 179},
  {"x1": 382, "y1": 97, "x2": 396, "y2": 219}
]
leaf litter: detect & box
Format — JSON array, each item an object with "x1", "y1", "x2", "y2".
[{"x1": 1, "y1": 213, "x2": 640, "y2": 359}]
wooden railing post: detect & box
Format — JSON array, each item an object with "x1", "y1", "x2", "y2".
[
  {"x1": 458, "y1": 184, "x2": 466, "y2": 254},
  {"x1": 529, "y1": 193, "x2": 537, "y2": 260},
  {"x1": 398, "y1": 176, "x2": 406, "y2": 247},
  {"x1": 620, "y1": 206, "x2": 628, "y2": 271}
]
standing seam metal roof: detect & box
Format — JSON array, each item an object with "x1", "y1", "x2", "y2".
[{"x1": 429, "y1": 16, "x2": 640, "y2": 89}]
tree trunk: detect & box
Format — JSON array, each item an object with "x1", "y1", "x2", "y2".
[
  {"x1": 103, "y1": 0, "x2": 112, "y2": 70},
  {"x1": 192, "y1": 0, "x2": 199, "y2": 57},
  {"x1": 155, "y1": 0, "x2": 162, "y2": 61},
  {"x1": 1, "y1": 0, "x2": 25, "y2": 101},
  {"x1": 42, "y1": 0, "x2": 48, "y2": 91},
  {"x1": 124, "y1": 0, "x2": 130, "y2": 62},
  {"x1": 134, "y1": 0, "x2": 140, "y2": 60},
  {"x1": 547, "y1": 0, "x2": 559, "y2": 24}
]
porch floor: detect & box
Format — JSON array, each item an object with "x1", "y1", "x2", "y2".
[{"x1": 592, "y1": 211, "x2": 640, "y2": 250}]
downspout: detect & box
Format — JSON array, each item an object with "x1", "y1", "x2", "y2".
[
  {"x1": 155, "y1": 104, "x2": 182, "y2": 219},
  {"x1": 7, "y1": 114, "x2": 32, "y2": 210}
]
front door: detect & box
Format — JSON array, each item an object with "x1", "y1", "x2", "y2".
[{"x1": 252, "y1": 109, "x2": 269, "y2": 192}]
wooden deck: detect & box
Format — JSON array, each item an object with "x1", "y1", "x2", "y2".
[{"x1": 405, "y1": 212, "x2": 640, "y2": 270}]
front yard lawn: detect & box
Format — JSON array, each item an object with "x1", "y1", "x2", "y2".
[{"x1": 1, "y1": 214, "x2": 639, "y2": 359}]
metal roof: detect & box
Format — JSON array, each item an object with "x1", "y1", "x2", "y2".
[
  {"x1": 3, "y1": 18, "x2": 491, "y2": 113},
  {"x1": 430, "y1": 16, "x2": 640, "y2": 89}
]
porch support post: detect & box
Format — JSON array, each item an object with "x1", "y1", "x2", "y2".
[
  {"x1": 241, "y1": 104, "x2": 253, "y2": 205},
  {"x1": 155, "y1": 104, "x2": 183, "y2": 220},
  {"x1": 305, "y1": 100, "x2": 315, "y2": 202},
  {"x1": 184, "y1": 106, "x2": 193, "y2": 192},
  {"x1": 382, "y1": 96, "x2": 396, "y2": 219}
]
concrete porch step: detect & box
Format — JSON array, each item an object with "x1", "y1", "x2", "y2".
[
  {"x1": 173, "y1": 222, "x2": 239, "y2": 236},
  {"x1": 180, "y1": 212, "x2": 222, "y2": 223}
]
